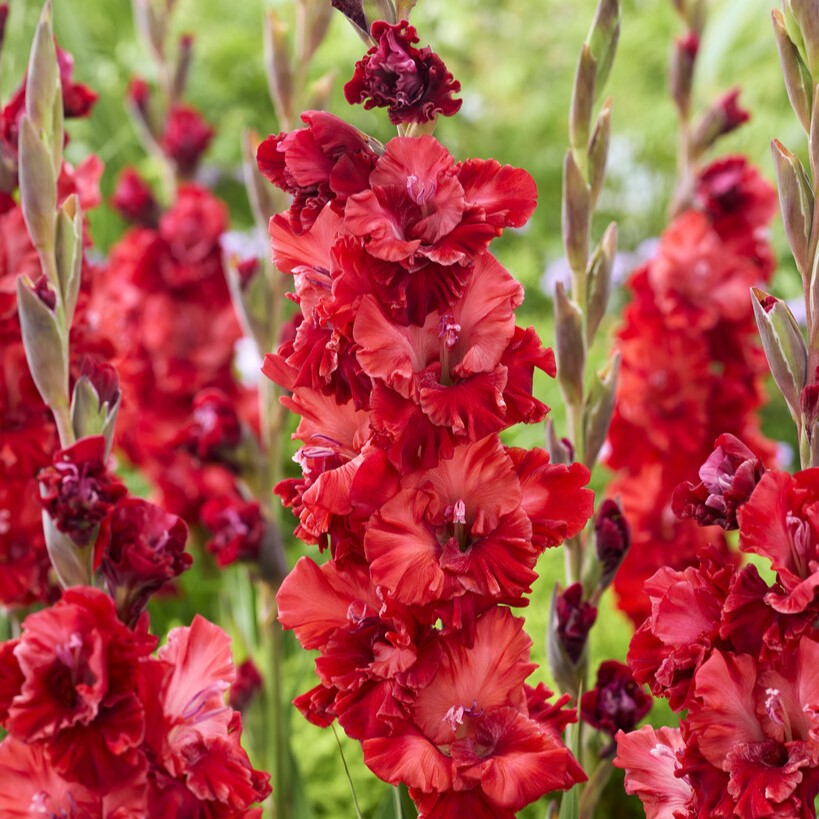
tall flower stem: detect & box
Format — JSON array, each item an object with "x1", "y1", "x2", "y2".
[
  {"x1": 763, "y1": 6, "x2": 819, "y2": 469},
  {"x1": 551, "y1": 2, "x2": 621, "y2": 815}
]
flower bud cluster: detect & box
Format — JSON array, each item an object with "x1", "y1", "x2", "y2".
[{"x1": 262, "y1": 92, "x2": 596, "y2": 811}]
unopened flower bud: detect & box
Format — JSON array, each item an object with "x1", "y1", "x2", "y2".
[
  {"x1": 580, "y1": 660, "x2": 652, "y2": 742},
  {"x1": 70, "y1": 357, "x2": 121, "y2": 453},
  {"x1": 554, "y1": 281, "x2": 585, "y2": 408},
  {"x1": 172, "y1": 33, "x2": 194, "y2": 101},
  {"x1": 112, "y1": 167, "x2": 158, "y2": 225},
  {"x1": 785, "y1": 0, "x2": 819, "y2": 79},
  {"x1": 690, "y1": 88, "x2": 750, "y2": 157},
  {"x1": 751, "y1": 287, "x2": 808, "y2": 424},
  {"x1": 555, "y1": 582, "x2": 597, "y2": 665},
  {"x1": 772, "y1": 9, "x2": 813, "y2": 132},
  {"x1": 595, "y1": 498, "x2": 630, "y2": 589},
  {"x1": 127, "y1": 77, "x2": 151, "y2": 117},
  {"x1": 771, "y1": 139, "x2": 814, "y2": 279},
  {"x1": 562, "y1": 149, "x2": 591, "y2": 275},
  {"x1": 229, "y1": 659, "x2": 264, "y2": 712},
  {"x1": 669, "y1": 33, "x2": 698, "y2": 119}
]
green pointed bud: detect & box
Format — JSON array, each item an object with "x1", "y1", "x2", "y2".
[
  {"x1": 242, "y1": 130, "x2": 281, "y2": 228},
  {"x1": 264, "y1": 10, "x2": 294, "y2": 126},
  {"x1": 363, "y1": 0, "x2": 397, "y2": 27},
  {"x1": 55, "y1": 195, "x2": 82, "y2": 325},
  {"x1": 588, "y1": 99, "x2": 612, "y2": 207},
  {"x1": 554, "y1": 281, "x2": 586, "y2": 408},
  {"x1": 304, "y1": 2, "x2": 334, "y2": 65},
  {"x1": 70, "y1": 361, "x2": 121, "y2": 457},
  {"x1": 307, "y1": 71, "x2": 336, "y2": 113},
  {"x1": 771, "y1": 139, "x2": 814, "y2": 279},
  {"x1": 570, "y1": 45, "x2": 596, "y2": 156},
  {"x1": 585, "y1": 0, "x2": 620, "y2": 101},
  {"x1": 223, "y1": 246, "x2": 275, "y2": 353},
  {"x1": 25, "y1": 2, "x2": 58, "y2": 137},
  {"x1": 19, "y1": 116, "x2": 56, "y2": 264},
  {"x1": 785, "y1": 0, "x2": 819, "y2": 79},
  {"x1": 396, "y1": 0, "x2": 417, "y2": 21},
  {"x1": 772, "y1": 10, "x2": 813, "y2": 133},
  {"x1": 172, "y1": 34, "x2": 194, "y2": 102},
  {"x1": 42, "y1": 511, "x2": 93, "y2": 588},
  {"x1": 583, "y1": 352, "x2": 620, "y2": 469},
  {"x1": 132, "y1": 0, "x2": 166, "y2": 61},
  {"x1": 586, "y1": 222, "x2": 617, "y2": 344},
  {"x1": 810, "y1": 85, "x2": 819, "y2": 183},
  {"x1": 17, "y1": 276, "x2": 68, "y2": 411},
  {"x1": 562, "y1": 150, "x2": 591, "y2": 275},
  {"x1": 751, "y1": 287, "x2": 808, "y2": 423}
]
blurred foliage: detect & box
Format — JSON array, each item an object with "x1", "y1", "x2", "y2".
[{"x1": 2, "y1": 0, "x2": 803, "y2": 816}]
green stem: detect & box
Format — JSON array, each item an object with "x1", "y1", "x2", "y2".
[{"x1": 332, "y1": 724, "x2": 364, "y2": 819}]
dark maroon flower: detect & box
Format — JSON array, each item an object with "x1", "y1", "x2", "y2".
[
  {"x1": 581, "y1": 660, "x2": 652, "y2": 739},
  {"x1": 672, "y1": 433, "x2": 765, "y2": 530},
  {"x1": 161, "y1": 104, "x2": 214, "y2": 176},
  {"x1": 112, "y1": 167, "x2": 158, "y2": 226},
  {"x1": 38, "y1": 436, "x2": 127, "y2": 546},
  {"x1": 201, "y1": 496, "x2": 265, "y2": 566},
  {"x1": 98, "y1": 497, "x2": 191, "y2": 625},
  {"x1": 595, "y1": 499, "x2": 630, "y2": 588},
  {"x1": 229, "y1": 658, "x2": 263, "y2": 712},
  {"x1": 344, "y1": 20, "x2": 462, "y2": 125},
  {"x1": 555, "y1": 582, "x2": 597, "y2": 664}
]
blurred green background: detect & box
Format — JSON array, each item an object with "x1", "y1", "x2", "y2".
[{"x1": 1, "y1": 0, "x2": 801, "y2": 816}]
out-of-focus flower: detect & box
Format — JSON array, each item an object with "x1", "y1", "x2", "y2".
[
  {"x1": 202, "y1": 496, "x2": 265, "y2": 566},
  {"x1": 161, "y1": 104, "x2": 215, "y2": 176},
  {"x1": 112, "y1": 168, "x2": 159, "y2": 226}
]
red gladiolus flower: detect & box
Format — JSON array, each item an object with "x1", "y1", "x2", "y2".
[
  {"x1": 344, "y1": 20, "x2": 462, "y2": 125},
  {"x1": 672, "y1": 433, "x2": 765, "y2": 530},
  {"x1": 161, "y1": 104, "x2": 215, "y2": 176},
  {"x1": 739, "y1": 468, "x2": 819, "y2": 613},
  {"x1": 257, "y1": 111, "x2": 378, "y2": 235},
  {"x1": 98, "y1": 497, "x2": 191, "y2": 625},
  {"x1": 0, "y1": 587, "x2": 156, "y2": 789},
  {"x1": 113, "y1": 167, "x2": 159, "y2": 226},
  {"x1": 38, "y1": 435, "x2": 128, "y2": 546},
  {"x1": 614, "y1": 725, "x2": 693, "y2": 819},
  {"x1": 202, "y1": 496, "x2": 265, "y2": 566},
  {"x1": 179, "y1": 387, "x2": 243, "y2": 463}
]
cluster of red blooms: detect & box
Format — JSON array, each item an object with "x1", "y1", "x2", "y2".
[
  {"x1": 615, "y1": 436, "x2": 819, "y2": 817},
  {"x1": 0, "y1": 31, "x2": 111, "y2": 609},
  {"x1": 101, "y1": 86, "x2": 262, "y2": 565},
  {"x1": 0, "y1": 588, "x2": 271, "y2": 815},
  {"x1": 605, "y1": 154, "x2": 778, "y2": 625},
  {"x1": 261, "y1": 23, "x2": 596, "y2": 816}
]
